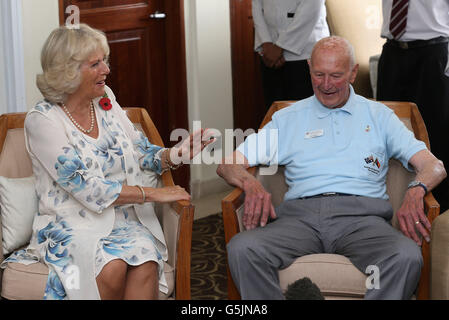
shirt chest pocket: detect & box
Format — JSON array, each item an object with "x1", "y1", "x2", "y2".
[{"x1": 359, "y1": 147, "x2": 387, "y2": 181}]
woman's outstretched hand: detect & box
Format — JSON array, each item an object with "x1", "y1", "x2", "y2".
[{"x1": 170, "y1": 128, "x2": 215, "y2": 164}]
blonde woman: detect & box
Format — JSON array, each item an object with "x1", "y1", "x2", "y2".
[{"x1": 1, "y1": 24, "x2": 212, "y2": 300}]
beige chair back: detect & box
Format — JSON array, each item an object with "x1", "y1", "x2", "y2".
[
  {"x1": 0, "y1": 114, "x2": 32, "y2": 178},
  {"x1": 326, "y1": 0, "x2": 385, "y2": 98}
]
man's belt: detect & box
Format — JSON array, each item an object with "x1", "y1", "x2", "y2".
[
  {"x1": 387, "y1": 36, "x2": 449, "y2": 50},
  {"x1": 299, "y1": 192, "x2": 357, "y2": 200}
]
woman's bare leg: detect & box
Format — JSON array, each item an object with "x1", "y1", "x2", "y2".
[
  {"x1": 123, "y1": 261, "x2": 159, "y2": 300},
  {"x1": 96, "y1": 259, "x2": 128, "y2": 300}
]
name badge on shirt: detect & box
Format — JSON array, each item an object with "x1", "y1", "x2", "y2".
[{"x1": 305, "y1": 129, "x2": 324, "y2": 139}]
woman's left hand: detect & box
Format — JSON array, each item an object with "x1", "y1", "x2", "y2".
[{"x1": 170, "y1": 128, "x2": 215, "y2": 164}]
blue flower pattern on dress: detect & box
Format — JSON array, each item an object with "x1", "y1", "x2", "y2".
[
  {"x1": 93, "y1": 118, "x2": 123, "y2": 173},
  {"x1": 134, "y1": 131, "x2": 163, "y2": 174},
  {"x1": 0, "y1": 249, "x2": 39, "y2": 265},
  {"x1": 44, "y1": 270, "x2": 67, "y2": 300},
  {"x1": 96, "y1": 220, "x2": 163, "y2": 274},
  {"x1": 49, "y1": 119, "x2": 125, "y2": 210},
  {"x1": 55, "y1": 148, "x2": 88, "y2": 194},
  {"x1": 34, "y1": 100, "x2": 53, "y2": 114},
  {"x1": 37, "y1": 218, "x2": 73, "y2": 269}
]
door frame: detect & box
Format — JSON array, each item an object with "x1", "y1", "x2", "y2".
[
  {"x1": 229, "y1": 0, "x2": 265, "y2": 132},
  {"x1": 58, "y1": 0, "x2": 190, "y2": 189}
]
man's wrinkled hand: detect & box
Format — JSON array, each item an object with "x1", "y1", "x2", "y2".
[
  {"x1": 242, "y1": 178, "x2": 277, "y2": 230},
  {"x1": 396, "y1": 187, "x2": 431, "y2": 246}
]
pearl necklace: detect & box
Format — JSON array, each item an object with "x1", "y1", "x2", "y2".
[{"x1": 61, "y1": 101, "x2": 95, "y2": 134}]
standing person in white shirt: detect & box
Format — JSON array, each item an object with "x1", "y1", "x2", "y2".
[
  {"x1": 252, "y1": 0, "x2": 330, "y2": 111},
  {"x1": 377, "y1": 0, "x2": 449, "y2": 212}
]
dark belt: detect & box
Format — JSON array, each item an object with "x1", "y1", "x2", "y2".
[
  {"x1": 387, "y1": 36, "x2": 449, "y2": 50},
  {"x1": 299, "y1": 192, "x2": 356, "y2": 200}
]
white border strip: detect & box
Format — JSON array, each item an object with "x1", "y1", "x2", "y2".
[{"x1": 1, "y1": 0, "x2": 26, "y2": 113}]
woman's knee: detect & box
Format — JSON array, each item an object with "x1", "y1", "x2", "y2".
[
  {"x1": 96, "y1": 259, "x2": 128, "y2": 298},
  {"x1": 129, "y1": 261, "x2": 158, "y2": 284}
]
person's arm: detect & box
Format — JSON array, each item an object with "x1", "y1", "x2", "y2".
[
  {"x1": 396, "y1": 149, "x2": 447, "y2": 245},
  {"x1": 217, "y1": 150, "x2": 276, "y2": 230},
  {"x1": 381, "y1": 107, "x2": 446, "y2": 245},
  {"x1": 109, "y1": 86, "x2": 213, "y2": 174},
  {"x1": 26, "y1": 111, "x2": 191, "y2": 213},
  {"x1": 113, "y1": 184, "x2": 190, "y2": 206},
  {"x1": 252, "y1": 0, "x2": 273, "y2": 51},
  {"x1": 252, "y1": 0, "x2": 283, "y2": 68}
]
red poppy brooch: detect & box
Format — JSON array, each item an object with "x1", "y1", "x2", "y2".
[{"x1": 99, "y1": 93, "x2": 112, "y2": 111}]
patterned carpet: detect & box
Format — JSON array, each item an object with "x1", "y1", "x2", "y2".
[{"x1": 191, "y1": 213, "x2": 228, "y2": 300}]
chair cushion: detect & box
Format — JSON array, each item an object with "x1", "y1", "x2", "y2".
[
  {"x1": 0, "y1": 128, "x2": 33, "y2": 178},
  {"x1": 278, "y1": 253, "x2": 367, "y2": 298},
  {"x1": 1, "y1": 262, "x2": 48, "y2": 300},
  {"x1": 0, "y1": 176, "x2": 38, "y2": 255},
  {"x1": 1, "y1": 261, "x2": 175, "y2": 300},
  {"x1": 430, "y1": 211, "x2": 449, "y2": 299}
]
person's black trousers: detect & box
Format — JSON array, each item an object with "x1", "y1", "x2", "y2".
[
  {"x1": 377, "y1": 39, "x2": 449, "y2": 211},
  {"x1": 260, "y1": 59, "x2": 314, "y2": 111}
]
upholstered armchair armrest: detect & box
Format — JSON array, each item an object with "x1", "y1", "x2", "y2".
[
  {"x1": 424, "y1": 192, "x2": 440, "y2": 222},
  {"x1": 0, "y1": 217, "x2": 4, "y2": 293},
  {"x1": 431, "y1": 210, "x2": 449, "y2": 299},
  {"x1": 221, "y1": 167, "x2": 257, "y2": 241},
  {"x1": 221, "y1": 167, "x2": 257, "y2": 300},
  {"x1": 415, "y1": 192, "x2": 440, "y2": 299},
  {"x1": 0, "y1": 222, "x2": 4, "y2": 265},
  {"x1": 158, "y1": 170, "x2": 194, "y2": 300}
]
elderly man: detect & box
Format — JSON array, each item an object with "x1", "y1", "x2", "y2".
[{"x1": 217, "y1": 36, "x2": 446, "y2": 300}]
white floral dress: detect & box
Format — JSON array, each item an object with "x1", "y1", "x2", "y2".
[
  {"x1": 1, "y1": 86, "x2": 169, "y2": 299},
  {"x1": 84, "y1": 122, "x2": 165, "y2": 280}
]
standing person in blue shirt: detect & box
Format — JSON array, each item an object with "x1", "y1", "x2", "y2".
[
  {"x1": 217, "y1": 36, "x2": 447, "y2": 300},
  {"x1": 252, "y1": 0, "x2": 330, "y2": 111},
  {"x1": 377, "y1": 0, "x2": 449, "y2": 212}
]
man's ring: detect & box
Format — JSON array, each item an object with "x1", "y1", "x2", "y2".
[{"x1": 415, "y1": 221, "x2": 420, "y2": 225}]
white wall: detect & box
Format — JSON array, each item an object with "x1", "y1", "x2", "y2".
[
  {"x1": 21, "y1": 0, "x2": 59, "y2": 109},
  {"x1": 0, "y1": 0, "x2": 27, "y2": 114},
  {"x1": 0, "y1": 27, "x2": 6, "y2": 115},
  {"x1": 185, "y1": 0, "x2": 234, "y2": 197}
]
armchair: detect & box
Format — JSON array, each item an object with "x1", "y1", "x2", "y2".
[
  {"x1": 431, "y1": 210, "x2": 449, "y2": 299},
  {"x1": 0, "y1": 107, "x2": 193, "y2": 300},
  {"x1": 222, "y1": 101, "x2": 439, "y2": 300}
]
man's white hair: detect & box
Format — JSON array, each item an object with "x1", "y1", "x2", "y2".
[{"x1": 310, "y1": 36, "x2": 356, "y2": 68}]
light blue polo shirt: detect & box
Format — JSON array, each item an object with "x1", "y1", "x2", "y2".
[{"x1": 237, "y1": 86, "x2": 427, "y2": 200}]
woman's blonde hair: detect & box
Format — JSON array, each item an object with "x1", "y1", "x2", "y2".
[{"x1": 36, "y1": 23, "x2": 110, "y2": 104}]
